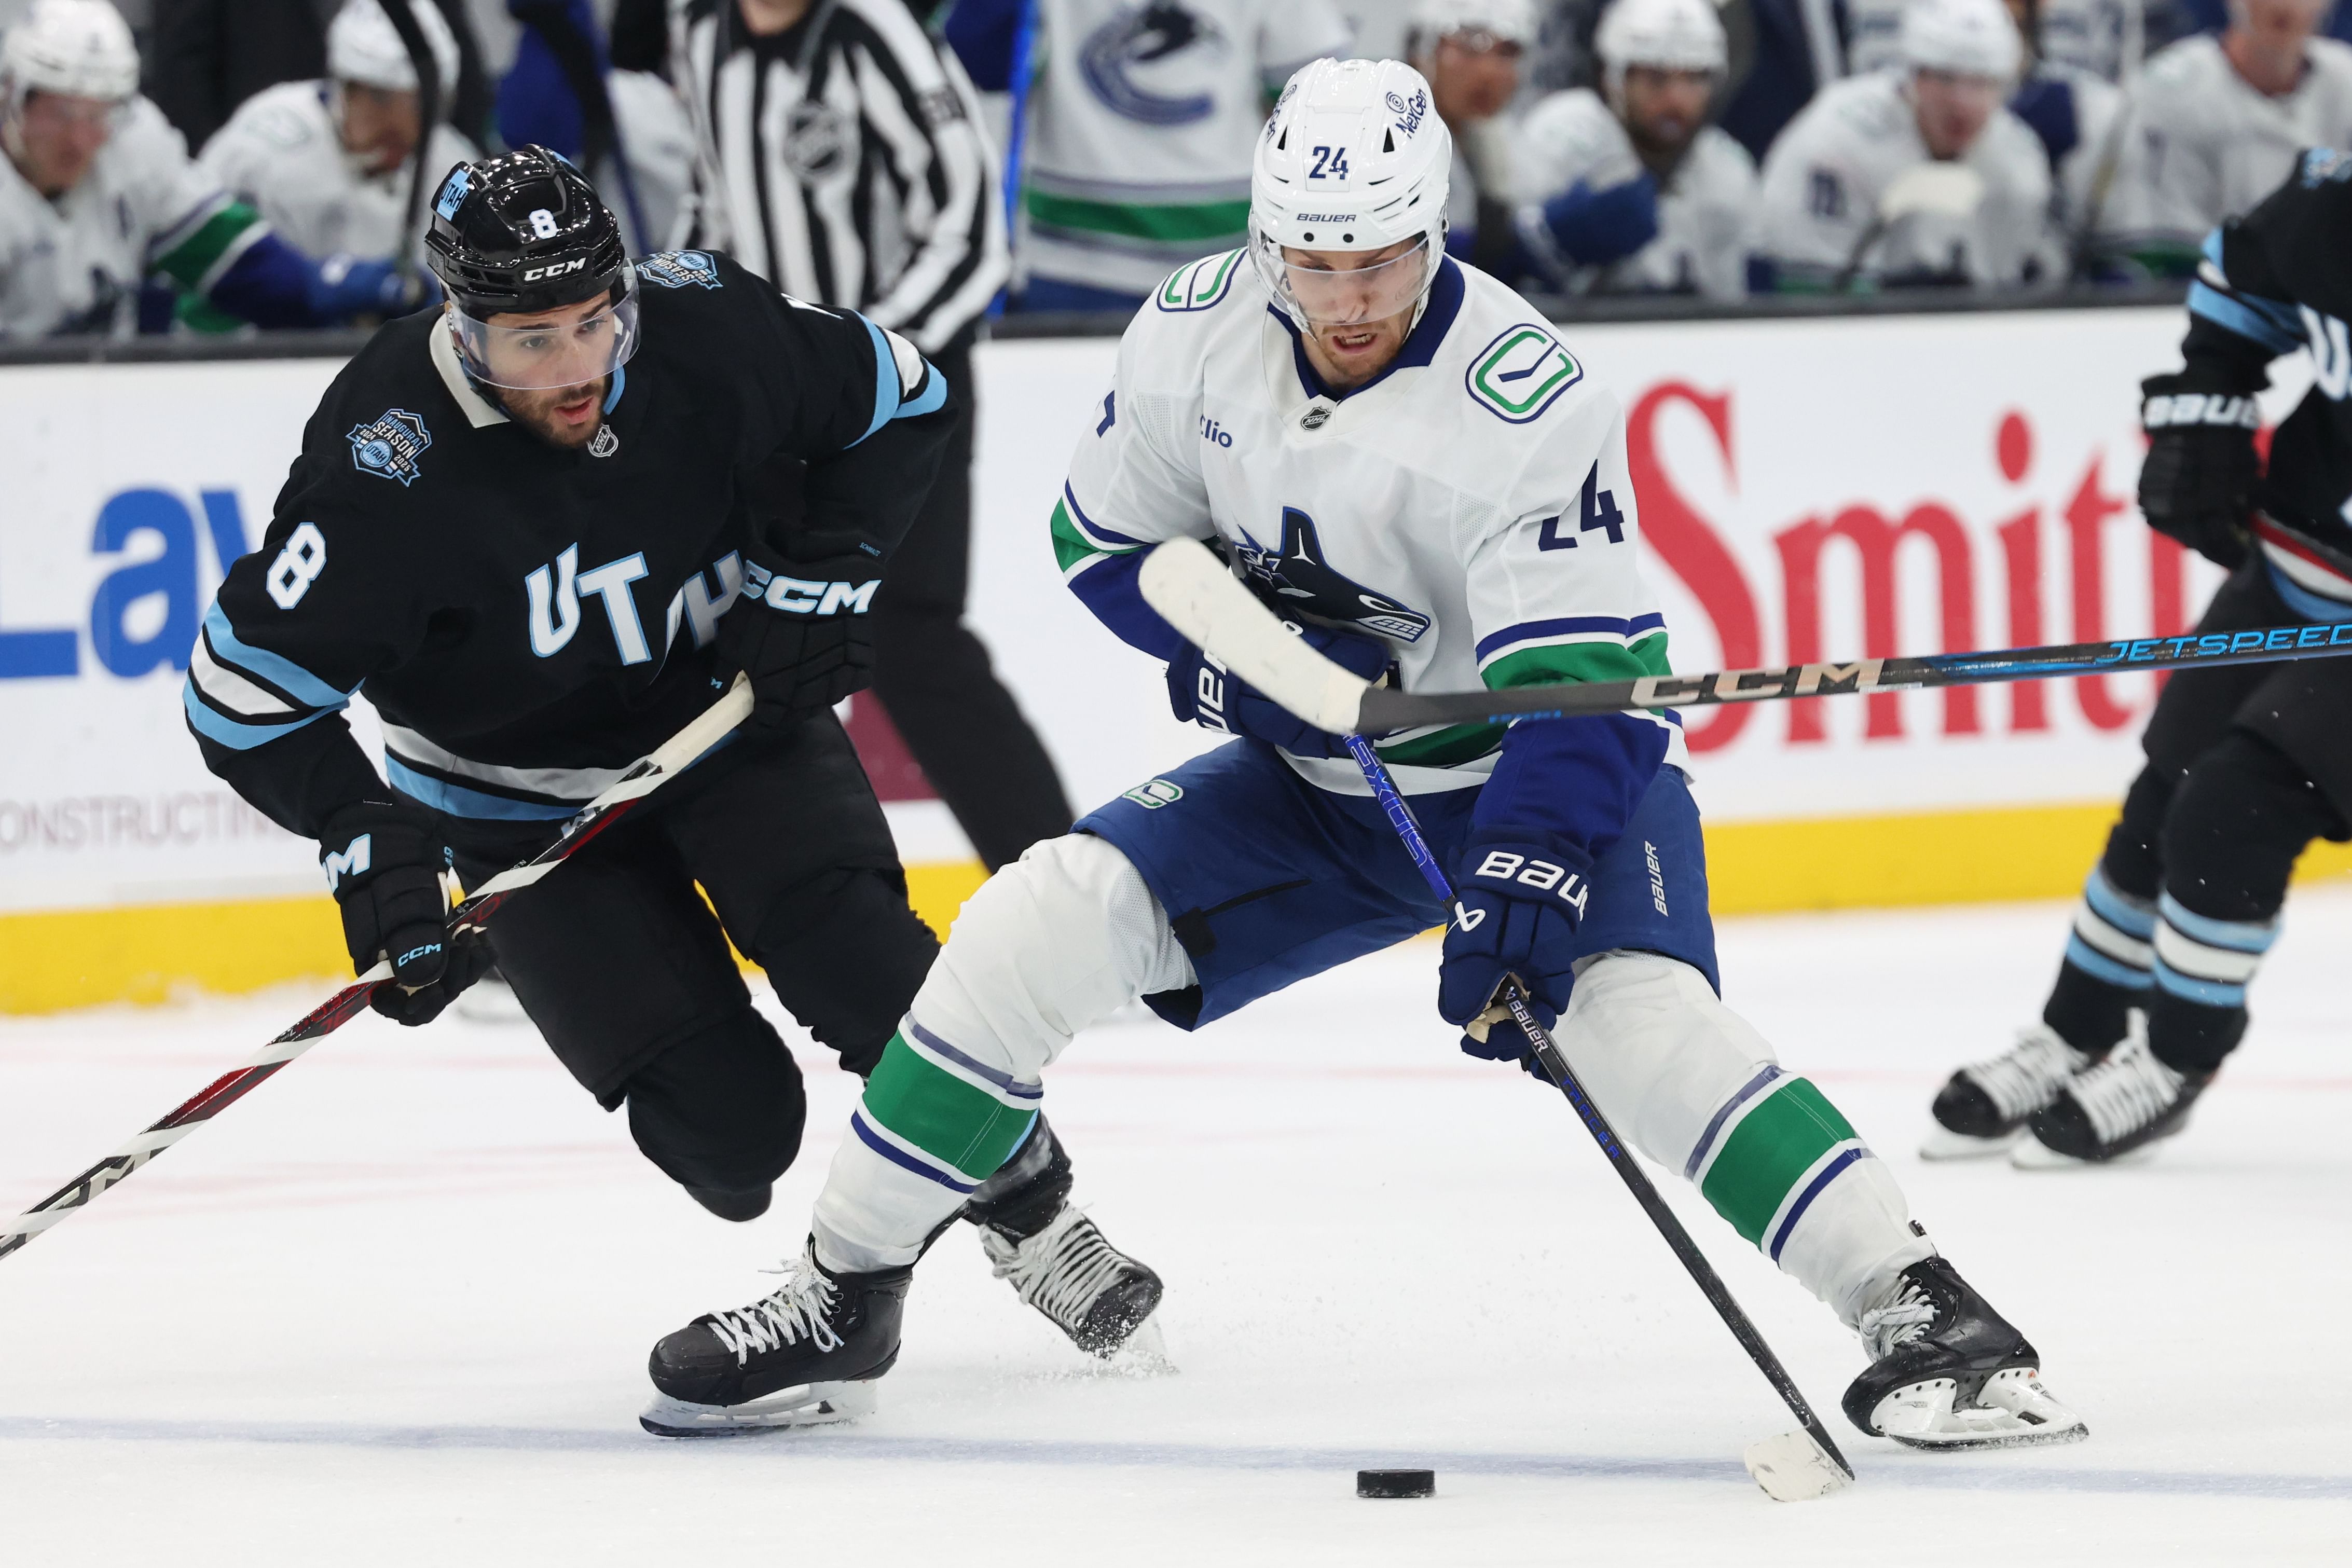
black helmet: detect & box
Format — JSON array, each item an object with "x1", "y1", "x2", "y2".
[{"x1": 423, "y1": 145, "x2": 627, "y2": 317}]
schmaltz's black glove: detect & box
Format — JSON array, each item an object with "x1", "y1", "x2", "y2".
[
  {"x1": 717, "y1": 543, "x2": 882, "y2": 738},
  {"x1": 318, "y1": 800, "x2": 491, "y2": 1026},
  {"x1": 2139, "y1": 371, "x2": 2261, "y2": 569}
]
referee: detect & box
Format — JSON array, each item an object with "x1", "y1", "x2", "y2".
[{"x1": 662, "y1": 0, "x2": 1072, "y2": 870}]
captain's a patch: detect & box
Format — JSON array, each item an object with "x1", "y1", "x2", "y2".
[
  {"x1": 1466, "y1": 323, "x2": 1583, "y2": 425},
  {"x1": 347, "y1": 408, "x2": 432, "y2": 486},
  {"x1": 639, "y1": 250, "x2": 724, "y2": 290}
]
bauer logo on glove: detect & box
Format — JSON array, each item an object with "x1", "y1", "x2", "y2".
[{"x1": 1466, "y1": 847, "x2": 1592, "y2": 919}]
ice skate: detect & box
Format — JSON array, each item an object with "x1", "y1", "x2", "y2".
[
  {"x1": 2016, "y1": 1032, "x2": 2210, "y2": 1167},
  {"x1": 1842, "y1": 1257, "x2": 2085, "y2": 1448},
  {"x1": 641, "y1": 1239, "x2": 907, "y2": 1437},
  {"x1": 1920, "y1": 1024, "x2": 2095, "y2": 1160},
  {"x1": 979, "y1": 1202, "x2": 1167, "y2": 1360}
]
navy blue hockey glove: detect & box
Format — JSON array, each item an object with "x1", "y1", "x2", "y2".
[
  {"x1": 319, "y1": 801, "x2": 489, "y2": 1026},
  {"x1": 718, "y1": 546, "x2": 881, "y2": 738},
  {"x1": 1165, "y1": 620, "x2": 1391, "y2": 758},
  {"x1": 2139, "y1": 371, "x2": 2260, "y2": 569},
  {"x1": 1437, "y1": 831, "x2": 1593, "y2": 1066}
]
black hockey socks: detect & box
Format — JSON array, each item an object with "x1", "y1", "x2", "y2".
[{"x1": 2041, "y1": 767, "x2": 2171, "y2": 1056}]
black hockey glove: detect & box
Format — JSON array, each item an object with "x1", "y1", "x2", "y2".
[
  {"x1": 716, "y1": 545, "x2": 881, "y2": 738},
  {"x1": 2138, "y1": 372, "x2": 2261, "y2": 569},
  {"x1": 318, "y1": 800, "x2": 491, "y2": 1027},
  {"x1": 1165, "y1": 620, "x2": 1393, "y2": 758}
]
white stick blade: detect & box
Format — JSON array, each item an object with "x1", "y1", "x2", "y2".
[
  {"x1": 1136, "y1": 540, "x2": 1370, "y2": 734},
  {"x1": 1742, "y1": 1431, "x2": 1852, "y2": 1503}
]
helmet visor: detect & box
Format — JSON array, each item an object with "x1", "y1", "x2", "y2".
[
  {"x1": 1262, "y1": 236, "x2": 1435, "y2": 328},
  {"x1": 451, "y1": 276, "x2": 640, "y2": 390}
]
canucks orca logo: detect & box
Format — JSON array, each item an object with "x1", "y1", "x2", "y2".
[
  {"x1": 1231, "y1": 508, "x2": 1432, "y2": 643},
  {"x1": 347, "y1": 408, "x2": 431, "y2": 486},
  {"x1": 1080, "y1": 2, "x2": 1227, "y2": 127},
  {"x1": 639, "y1": 250, "x2": 724, "y2": 290}
]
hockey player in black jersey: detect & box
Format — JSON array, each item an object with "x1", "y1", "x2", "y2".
[
  {"x1": 183, "y1": 148, "x2": 1162, "y2": 1409},
  {"x1": 1926, "y1": 148, "x2": 2352, "y2": 1166}
]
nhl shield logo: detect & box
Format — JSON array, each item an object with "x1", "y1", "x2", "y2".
[
  {"x1": 588, "y1": 423, "x2": 620, "y2": 458},
  {"x1": 347, "y1": 409, "x2": 432, "y2": 486}
]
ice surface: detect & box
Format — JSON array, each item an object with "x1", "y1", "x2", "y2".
[{"x1": 4, "y1": 892, "x2": 2350, "y2": 1565}]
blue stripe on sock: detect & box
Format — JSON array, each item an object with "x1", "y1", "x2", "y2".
[
  {"x1": 2083, "y1": 866, "x2": 2155, "y2": 939},
  {"x1": 2152, "y1": 958, "x2": 2247, "y2": 1008},
  {"x1": 1683, "y1": 1064, "x2": 1782, "y2": 1180},
  {"x1": 2065, "y1": 932, "x2": 2154, "y2": 990},
  {"x1": 2157, "y1": 893, "x2": 2278, "y2": 954},
  {"x1": 849, "y1": 1110, "x2": 979, "y2": 1194},
  {"x1": 1767, "y1": 1146, "x2": 1867, "y2": 1264},
  {"x1": 905, "y1": 1020, "x2": 1043, "y2": 1101}
]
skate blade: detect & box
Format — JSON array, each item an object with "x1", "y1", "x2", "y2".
[
  {"x1": 1874, "y1": 1368, "x2": 2088, "y2": 1450},
  {"x1": 638, "y1": 1379, "x2": 877, "y2": 1438},
  {"x1": 1742, "y1": 1430, "x2": 1853, "y2": 1502},
  {"x1": 1104, "y1": 1312, "x2": 1177, "y2": 1376},
  {"x1": 1918, "y1": 1124, "x2": 2025, "y2": 1162}
]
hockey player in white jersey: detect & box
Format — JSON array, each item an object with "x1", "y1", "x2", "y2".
[
  {"x1": 1757, "y1": 0, "x2": 2060, "y2": 290},
  {"x1": 637, "y1": 56, "x2": 2086, "y2": 1454},
  {"x1": 198, "y1": 0, "x2": 480, "y2": 265},
  {"x1": 1405, "y1": 0, "x2": 1534, "y2": 250},
  {"x1": 1510, "y1": 0, "x2": 1758, "y2": 299},
  {"x1": 0, "y1": 0, "x2": 434, "y2": 337},
  {"x1": 2101, "y1": 0, "x2": 2352, "y2": 272}
]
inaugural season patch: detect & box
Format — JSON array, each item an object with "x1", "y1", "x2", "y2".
[
  {"x1": 639, "y1": 250, "x2": 724, "y2": 290},
  {"x1": 1465, "y1": 323, "x2": 1583, "y2": 425},
  {"x1": 347, "y1": 409, "x2": 431, "y2": 486}
]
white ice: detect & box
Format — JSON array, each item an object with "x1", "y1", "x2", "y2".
[{"x1": 4, "y1": 891, "x2": 2349, "y2": 1566}]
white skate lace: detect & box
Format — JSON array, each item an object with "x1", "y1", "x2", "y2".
[
  {"x1": 1857, "y1": 1280, "x2": 1941, "y2": 1361},
  {"x1": 2064, "y1": 1035, "x2": 2185, "y2": 1144},
  {"x1": 1960, "y1": 1025, "x2": 2090, "y2": 1121},
  {"x1": 705, "y1": 1249, "x2": 844, "y2": 1365},
  {"x1": 983, "y1": 1206, "x2": 1132, "y2": 1334}
]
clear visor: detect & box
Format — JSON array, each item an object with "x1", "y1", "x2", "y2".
[
  {"x1": 451, "y1": 276, "x2": 641, "y2": 391},
  {"x1": 1260, "y1": 235, "x2": 1435, "y2": 328}
]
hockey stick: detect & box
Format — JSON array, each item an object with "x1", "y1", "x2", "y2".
[
  {"x1": 0, "y1": 679, "x2": 753, "y2": 1264},
  {"x1": 986, "y1": 0, "x2": 1041, "y2": 319},
  {"x1": 378, "y1": 0, "x2": 444, "y2": 281},
  {"x1": 1341, "y1": 734, "x2": 1853, "y2": 1503},
  {"x1": 1134, "y1": 537, "x2": 2352, "y2": 738}
]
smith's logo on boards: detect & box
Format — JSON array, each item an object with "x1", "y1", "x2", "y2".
[
  {"x1": 1122, "y1": 779, "x2": 1184, "y2": 809},
  {"x1": 639, "y1": 250, "x2": 723, "y2": 290},
  {"x1": 347, "y1": 409, "x2": 431, "y2": 486}
]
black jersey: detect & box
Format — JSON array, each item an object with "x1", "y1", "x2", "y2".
[
  {"x1": 2178, "y1": 149, "x2": 2352, "y2": 611},
  {"x1": 185, "y1": 248, "x2": 955, "y2": 837}
]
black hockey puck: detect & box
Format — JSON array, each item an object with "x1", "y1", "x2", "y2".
[{"x1": 1356, "y1": 1468, "x2": 1436, "y2": 1499}]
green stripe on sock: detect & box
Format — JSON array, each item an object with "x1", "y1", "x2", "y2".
[
  {"x1": 1481, "y1": 630, "x2": 1671, "y2": 689},
  {"x1": 1698, "y1": 1078, "x2": 1858, "y2": 1246},
  {"x1": 861, "y1": 1033, "x2": 1036, "y2": 1180},
  {"x1": 154, "y1": 202, "x2": 265, "y2": 288},
  {"x1": 1027, "y1": 190, "x2": 1250, "y2": 244}
]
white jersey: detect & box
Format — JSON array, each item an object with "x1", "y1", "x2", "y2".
[
  {"x1": 1756, "y1": 71, "x2": 2057, "y2": 288},
  {"x1": 1022, "y1": 0, "x2": 1352, "y2": 295},
  {"x1": 1512, "y1": 88, "x2": 1757, "y2": 300},
  {"x1": 198, "y1": 81, "x2": 479, "y2": 262},
  {"x1": 2102, "y1": 35, "x2": 2352, "y2": 254},
  {"x1": 604, "y1": 68, "x2": 697, "y2": 254},
  {"x1": 1054, "y1": 252, "x2": 1685, "y2": 794},
  {"x1": 0, "y1": 96, "x2": 243, "y2": 337},
  {"x1": 1849, "y1": 0, "x2": 2143, "y2": 80},
  {"x1": 2027, "y1": 62, "x2": 2133, "y2": 238}
]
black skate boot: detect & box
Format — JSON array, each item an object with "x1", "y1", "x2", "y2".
[
  {"x1": 683, "y1": 1182, "x2": 772, "y2": 1222},
  {"x1": 962, "y1": 1118, "x2": 1165, "y2": 1359},
  {"x1": 1921, "y1": 1025, "x2": 2096, "y2": 1160},
  {"x1": 2020, "y1": 1033, "x2": 2211, "y2": 1167},
  {"x1": 1842, "y1": 1257, "x2": 2085, "y2": 1449},
  {"x1": 640, "y1": 1239, "x2": 908, "y2": 1437}
]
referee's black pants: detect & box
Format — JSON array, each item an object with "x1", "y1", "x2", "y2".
[
  {"x1": 871, "y1": 331, "x2": 1074, "y2": 871},
  {"x1": 438, "y1": 717, "x2": 937, "y2": 1198}
]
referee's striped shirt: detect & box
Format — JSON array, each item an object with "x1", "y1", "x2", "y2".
[{"x1": 671, "y1": 0, "x2": 1008, "y2": 353}]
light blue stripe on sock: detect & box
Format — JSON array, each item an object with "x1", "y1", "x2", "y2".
[
  {"x1": 2158, "y1": 893, "x2": 2278, "y2": 954},
  {"x1": 2083, "y1": 866, "x2": 2156, "y2": 939},
  {"x1": 2152, "y1": 957, "x2": 2246, "y2": 1008},
  {"x1": 2065, "y1": 932, "x2": 2154, "y2": 990}
]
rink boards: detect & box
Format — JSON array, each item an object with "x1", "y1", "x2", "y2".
[{"x1": 5, "y1": 305, "x2": 2349, "y2": 1011}]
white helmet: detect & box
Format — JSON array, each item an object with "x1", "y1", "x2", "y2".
[
  {"x1": 1249, "y1": 58, "x2": 1452, "y2": 329},
  {"x1": 328, "y1": 0, "x2": 461, "y2": 98},
  {"x1": 1900, "y1": 0, "x2": 2021, "y2": 80},
  {"x1": 1, "y1": 0, "x2": 140, "y2": 105},
  {"x1": 1594, "y1": 0, "x2": 1728, "y2": 94},
  {"x1": 1406, "y1": 0, "x2": 1539, "y2": 53}
]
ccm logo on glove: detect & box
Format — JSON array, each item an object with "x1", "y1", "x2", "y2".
[
  {"x1": 742, "y1": 559, "x2": 878, "y2": 615},
  {"x1": 1467, "y1": 848, "x2": 1591, "y2": 919}
]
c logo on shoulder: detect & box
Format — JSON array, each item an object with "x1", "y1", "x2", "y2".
[{"x1": 1122, "y1": 779, "x2": 1185, "y2": 809}]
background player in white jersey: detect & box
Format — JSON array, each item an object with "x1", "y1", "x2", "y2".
[
  {"x1": 636, "y1": 56, "x2": 2084, "y2": 1453},
  {"x1": 2101, "y1": 0, "x2": 2352, "y2": 272},
  {"x1": 0, "y1": 0, "x2": 437, "y2": 337},
  {"x1": 943, "y1": 0, "x2": 1352, "y2": 310},
  {"x1": 1758, "y1": 0, "x2": 2058, "y2": 291},
  {"x1": 198, "y1": 0, "x2": 480, "y2": 266},
  {"x1": 2002, "y1": 0, "x2": 2133, "y2": 273},
  {"x1": 1853, "y1": 0, "x2": 2146, "y2": 80},
  {"x1": 1509, "y1": 0, "x2": 1758, "y2": 299},
  {"x1": 1402, "y1": 0, "x2": 1533, "y2": 249}
]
